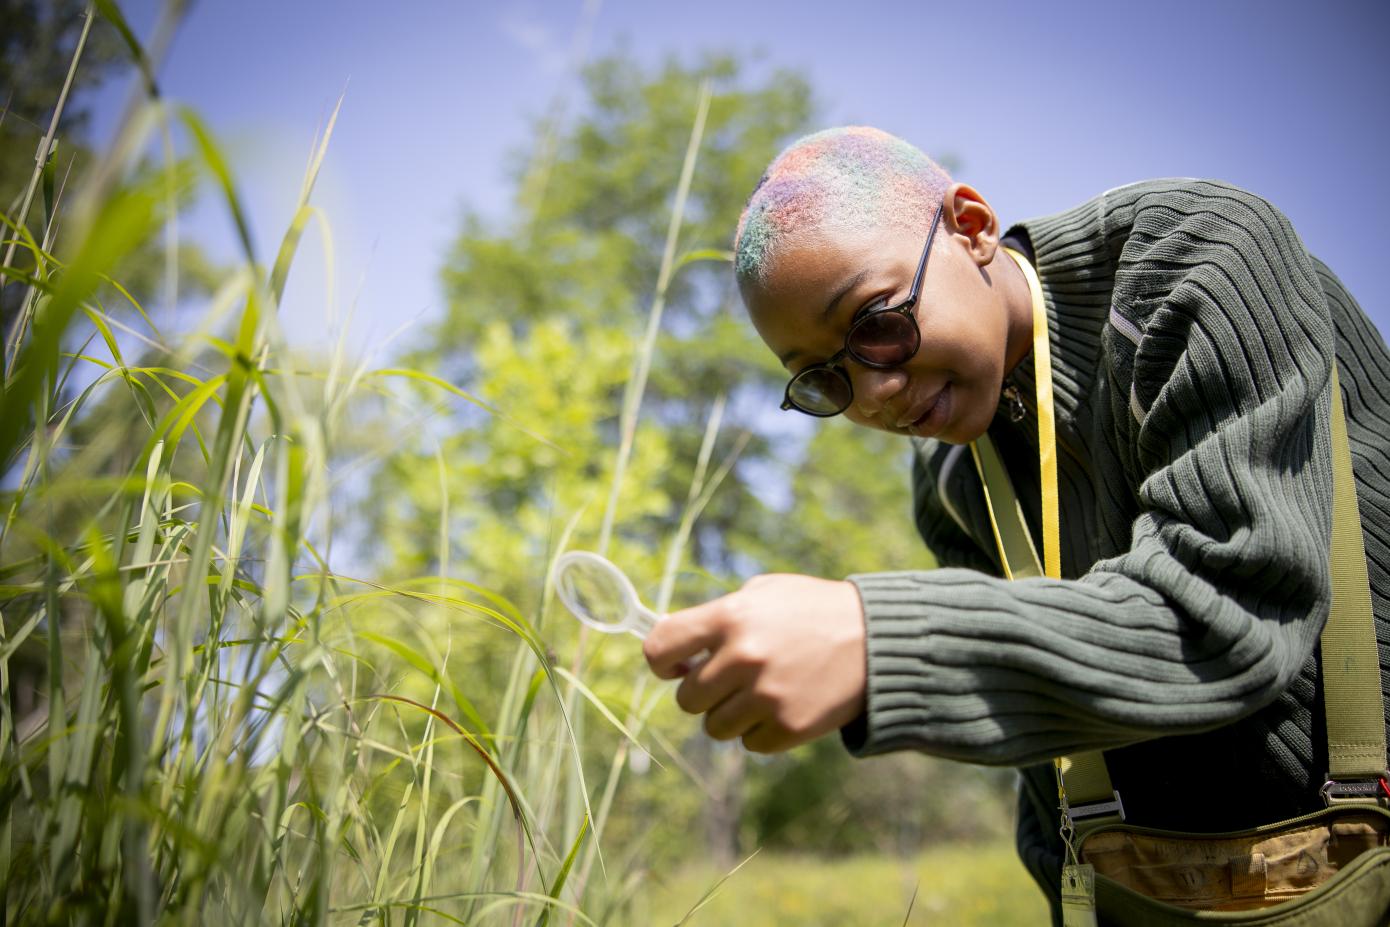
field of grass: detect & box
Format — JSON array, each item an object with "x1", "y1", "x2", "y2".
[
  {"x1": 0, "y1": 5, "x2": 1030, "y2": 925},
  {"x1": 631, "y1": 842, "x2": 1049, "y2": 926}
]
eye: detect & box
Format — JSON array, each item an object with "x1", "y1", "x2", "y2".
[{"x1": 851, "y1": 295, "x2": 889, "y2": 324}]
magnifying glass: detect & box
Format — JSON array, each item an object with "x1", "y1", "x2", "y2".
[
  {"x1": 553, "y1": 551, "x2": 709, "y2": 672},
  {"x1": 553, "y1": 550, "x2": 661, "y2": 639}
]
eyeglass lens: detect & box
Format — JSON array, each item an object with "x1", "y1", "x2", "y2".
[
  {"x1": 847, "y1": 310, "x2": 918, "y2": 366},
  {"x1": 786, "y1": 367, "x2": 852, "y2": 415},
  {"x1": 786, "y1": 310, "x2": 920, "y2": 414}
]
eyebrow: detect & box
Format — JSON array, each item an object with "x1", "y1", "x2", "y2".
[
  {"x1": 776, "y1": 269, "x2": 871, "y2": 366},
  {"x1": 821, "y1": 270, "x2": 870, "y2": 322}
]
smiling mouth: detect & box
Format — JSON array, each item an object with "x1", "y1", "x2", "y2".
[
  {"x1": 893, "y1": 383, "x2": 957, "y2": 438},
  {"x1": 897, "y1": 389, "x2": 945, "y2": 430}
]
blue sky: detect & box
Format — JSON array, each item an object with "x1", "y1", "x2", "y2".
[{"x1": 90, "y1": 0, "x2": 1390, "y2": 352}]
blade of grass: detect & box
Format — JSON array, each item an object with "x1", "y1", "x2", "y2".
[
  {"x1": 595, "y1": 78, "x2": 711, "y2": 555},
  {"x1": 355, "y1": 629, "x2": 494, "y2": 751},
  {"x1": 0, "y1": 1, "x2": 94, "y2": 374},
  {"x1": 535, "y1": 814, "x2": 588, "y2": 927},
  {"x1": 671, "y1": 848, "x2": 762, "y2": 927}
]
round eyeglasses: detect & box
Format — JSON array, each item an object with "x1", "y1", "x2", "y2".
[{"x1": 780, "y1": 204, "x2": 942, "y2": 417}]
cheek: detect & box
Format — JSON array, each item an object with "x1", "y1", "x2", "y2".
[
  {"x1": 912, "y1": 298, "x2": 1003, "y2": 375},
  {"x1": 914, "y1": 263, "x2": 1005, "y2": 356},
  {"x1": 843, "y1": 407, "x2": 897, "y2": 434}
]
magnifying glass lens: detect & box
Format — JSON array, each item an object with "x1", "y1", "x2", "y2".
[{"x1": 557, "y1": 559, "x2": 632, "y2": 629}]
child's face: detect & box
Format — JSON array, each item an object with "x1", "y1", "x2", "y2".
[{"x1": 743, "y1": 200, "x2": 1018, "y2": 446}]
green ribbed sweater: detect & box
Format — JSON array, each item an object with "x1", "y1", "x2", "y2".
[{"x1": 839, "y1": 178, "x2": 1390, "y2": 908}]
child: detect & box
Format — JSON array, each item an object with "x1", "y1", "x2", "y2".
[{"x1": 642, "y1": 126, "x2": 1390, "y2": 920}]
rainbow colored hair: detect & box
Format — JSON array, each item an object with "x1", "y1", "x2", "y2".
[{"x1": 734, "y1": 126, "x2": 951, "y2": 289}]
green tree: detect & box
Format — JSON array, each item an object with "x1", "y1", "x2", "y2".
[
  {"x1": 2, "y1": 0, "x2": 122, "y2": 353},
  {"x1": 2, "y1": 1, "x2": 217, "y2": 332},
  {"x1": 380, "y1": 50, "x2": 935, "y2": 612},
  {"x1": 0, "y1": 0, "x2": 125, "y2": 206}
]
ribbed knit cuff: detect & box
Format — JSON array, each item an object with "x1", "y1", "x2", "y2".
[{"x1": 840, "y1": 571, "x2": 942, "y2": 757}]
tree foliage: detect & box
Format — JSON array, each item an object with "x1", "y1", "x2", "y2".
[
  {"x1": 1, "y1": 0, "x2": 218, "y2": 350},
  {"x1": 381, "y1": 52, "x2": 933, "y2": 605},
  {"x1": 0, "y1": 0, "x2": 125, "y2": 206}
]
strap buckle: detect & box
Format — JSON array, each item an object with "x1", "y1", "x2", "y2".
[
  {"x1": 1068, "y1": 790, "x2": 1126, "y2": 823},
  {"x1": 1320, "y1": 771, "x2": 1390, "y2": 806}
]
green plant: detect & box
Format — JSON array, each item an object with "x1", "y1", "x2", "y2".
[
  {"x1": 0, "y1": 4, "x2": 644, "y2": 923},
  {"x1": 1, "y1": 6, "x2": 1032, "y2": 925}
]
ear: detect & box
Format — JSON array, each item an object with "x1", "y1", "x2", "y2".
[{"x1": 941, "y1": 182, "x2": 1000, "y2": 267}]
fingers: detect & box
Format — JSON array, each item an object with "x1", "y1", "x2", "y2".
[
  {"x1": 740, "y1": 723, "x2": 789, "y2": 754},
  {"x1": 643, "y1": 573, "x2": 868, "y2": 757},
  {"x1": 702, "y1": 687, "x2": 764, "y2": 741},
  {"x1": 643, "y1": 596, "x2": 729, "y2": 679},
  {"x1": 674, "y1": 648, "x2": 748, "y2": 717},
  {"x1": 670, "y1": 623, "x2": 783, "y2": 750}
]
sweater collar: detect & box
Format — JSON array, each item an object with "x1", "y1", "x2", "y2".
[{"x1": 1000, "y1": 200, "x2": 1118, "y2": 437}]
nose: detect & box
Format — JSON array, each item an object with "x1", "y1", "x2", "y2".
[{"x1": 846, "y1": 363, "x2": 908, "y2": 420}]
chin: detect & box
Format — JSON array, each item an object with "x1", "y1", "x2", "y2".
[{"x1": 937, "y1": 389, "x2": 995, "y2": 446}]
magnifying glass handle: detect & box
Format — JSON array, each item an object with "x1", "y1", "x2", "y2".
[
  {"x1": 682, "y1": 651, "x2": 710, "y2": 672},
  {"x1": 629, "y1": 605, "x2": 661, "y2": 639}
]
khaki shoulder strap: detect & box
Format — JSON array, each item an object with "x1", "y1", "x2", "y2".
[{"x1": 1323, "y1": 365, "x2": 1387, "y2": 788}]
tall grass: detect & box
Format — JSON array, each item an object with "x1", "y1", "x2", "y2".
[
  {"x1": 0, "y1": 4, "x2": 751, "y2": 924},
  {"x1": 0, "y1": 6, "x2": 1040, "y2": 926}
]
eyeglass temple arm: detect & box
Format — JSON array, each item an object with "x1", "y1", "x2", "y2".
[
  {"x1": 779, "y1": 202, "x2": 942, "y2": 414},
  {"x1": 907, "y1": 203, "x2": 945, "y2": 305}
]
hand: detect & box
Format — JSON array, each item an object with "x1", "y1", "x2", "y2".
[{"x1": 642, "y1": 573, "x2": 867, "y2": 754}]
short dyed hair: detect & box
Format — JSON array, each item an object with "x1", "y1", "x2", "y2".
[{"x1": 733, "y1": 126, "x2": 952, "y2": 290}]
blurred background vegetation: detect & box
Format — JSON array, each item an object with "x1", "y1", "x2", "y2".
[{"x1": 0, "y1": 1, "x2": 1041, "y2": 924}]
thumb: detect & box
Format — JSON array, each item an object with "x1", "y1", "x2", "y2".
[{"x1": 642, "y1": 597, "x2": 727, "y2": 679}]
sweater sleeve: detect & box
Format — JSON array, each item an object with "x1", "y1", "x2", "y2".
[
  {"x1": 842, "y1": 182, "x2": 1338, "y2": 765},
  {"x1": 839, "y1": 439, "x2": 1001, "y2": 751}
]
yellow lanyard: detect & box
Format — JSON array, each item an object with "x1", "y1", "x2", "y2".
[
  {"x1": 976, "y1": 248, "x2": 1103, "y2": 924},
  {"x1": 974, "y1": 247, "x2": 1059, "y2": 581}
]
